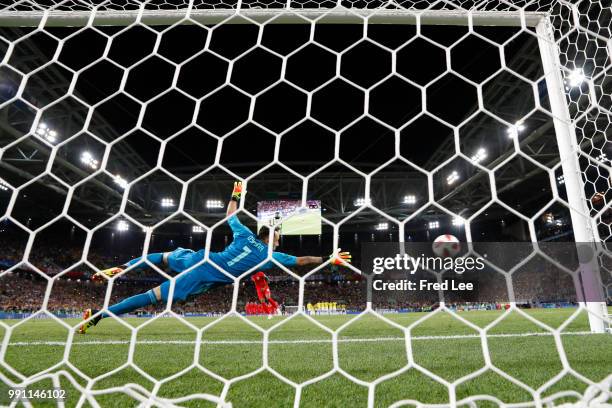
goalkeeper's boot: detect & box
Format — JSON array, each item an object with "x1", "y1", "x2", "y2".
[
  {"x1": 78, "y1": 309, "x2": 101, "y2": 334},
  {"x1": 92, "y1": 266, "x2": 124, "y2": 282}
]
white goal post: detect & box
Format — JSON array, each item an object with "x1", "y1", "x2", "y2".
[{"x1": 534, "y1": 17, "x2": 608, "y2": 334}]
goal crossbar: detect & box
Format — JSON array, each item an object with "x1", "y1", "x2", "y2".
[{"x1": 0, "y1": 9, "x2": 548, "y2": 27}]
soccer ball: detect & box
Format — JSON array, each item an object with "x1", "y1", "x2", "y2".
[{"x1": 432, "y1": 234, "x2": 461, "y2": 257}]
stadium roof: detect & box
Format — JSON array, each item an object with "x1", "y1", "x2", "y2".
[{"x1": 0, "y1": 3, "x2": 606, "y2": 241}]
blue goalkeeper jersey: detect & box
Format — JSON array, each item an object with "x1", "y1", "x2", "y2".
[{"x1": 167, "y1": 215, "x2": 297, "y2": 284}]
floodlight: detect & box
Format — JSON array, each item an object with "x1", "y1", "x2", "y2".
[
  {"x1": 567, "y1": 68, "x2": 585, "y2": 87},
  {"x1": 114, "y1": 175, "x2": 128, "y2": 189},
  {"x1": 452, "y1": 217, "x2": 465, "y2": 226},
  {"x1": 161, "y1": 198, "x2": 175, "y2": 207},
  {"x1": 80, "y1": 151, "x2": 99, "y2": 169},
  {"x1": 507, "y1": 121, "x2": 525, "y2": 139},
  {"x1": 206, "y1": 199, "x2": 223, "y2": 208},
  {"x1": 354, "y1": 197, "x2": 371, "y2": 206},
  {"x1": 446, "y1": 171, "x2": 460, "y2": 185},
  {"x1": 36, "y1": 122, "x2": 58, "y2": 143},
  {"x1": 557, "y1": 175, "x2": 565, "y2": 185},
  {"x1": 403, "y1": 195, "x2": 416, "y2": 204},
  {"x1": 471, "y1": 148, "x2": 487, "y2": 163}
]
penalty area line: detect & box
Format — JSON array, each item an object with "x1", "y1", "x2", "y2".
[{"x1": 5, "y1": 331, "x2": 599, "y2": 346}]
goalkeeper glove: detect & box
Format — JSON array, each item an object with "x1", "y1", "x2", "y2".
[
  {"x1": 329, "y1": 249, "x2": 352, "y2": 266},
  {"x1": 231, "y1": 181, "x2": 242, "y2": 202}
]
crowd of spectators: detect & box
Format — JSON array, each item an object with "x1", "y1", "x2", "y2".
[
  {"x1": 0, "y1": 267, "x2": 582, "y2": 316},
  {"x1": 0, "y1": 270, "x2": 360, "y2": 315},
  {"x1": 0, "y1": 230, "x2": 588, "y2": 317},
  {"x1": 0, "y1": 233, "x2": 123, "y2": 278},
  {"x1": 0, "y1": 271, "x2": 237, "y2": 315}
]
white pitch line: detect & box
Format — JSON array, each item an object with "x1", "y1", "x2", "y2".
[{"x1": 4, "y1": 331, "x2": 600, "y2": 346}]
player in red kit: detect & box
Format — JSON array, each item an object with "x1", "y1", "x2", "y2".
[{"x1": 251, "y1": 271, "x2": 278, "y2": 316}]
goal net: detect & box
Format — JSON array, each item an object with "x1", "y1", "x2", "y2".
[{"x1": 0, "y1": 0, "x2": 610, "y2": 407}]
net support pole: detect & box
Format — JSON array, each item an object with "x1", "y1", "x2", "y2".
[{"x1": 536, "y1": 17, "x2": 607, "y2": 333}]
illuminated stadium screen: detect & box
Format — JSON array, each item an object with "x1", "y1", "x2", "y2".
[{"x1": 257, "y1": 200, "x2": 322, "y2": 235}]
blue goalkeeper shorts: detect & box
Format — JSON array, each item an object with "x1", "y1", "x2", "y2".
[
  {"x1": 166, "y1": 247, "x2": 202, "y2": 273},
  {"x1": 158, "y1": 272, "x2": 216, "y2": 303},
  {"x1": 159, "y1": 247, "x2": 215, "y2": 302}
]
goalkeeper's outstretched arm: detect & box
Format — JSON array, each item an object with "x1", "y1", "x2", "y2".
[
  {"x1": 296, "y1": 251, "x2": 352, "y2": 266},
  {"x1": 296, "y1": 256, "x2": 324, "y2": 266},
  {"x1": 226, "y1": 181, "x2": 242, "y2": 217}
]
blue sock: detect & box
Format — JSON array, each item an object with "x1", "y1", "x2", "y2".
[
  {"x1": 102, "y1": 291, "x2": 156, "y2": 318},
  {"x1": 124, "y1": 253, "x2": 164, "y2": 269}
]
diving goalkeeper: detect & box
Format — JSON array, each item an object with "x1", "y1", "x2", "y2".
[{"x1": 79, "y1": 182, "x2": 351, "y2": 333}]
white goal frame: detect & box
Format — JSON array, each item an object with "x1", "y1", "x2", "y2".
[
  {"x1": 0, "y1": 8, "x2": 548, "y2": 27},
  {"x1": 534, "y1": 17, "x2": 608, "y2": 334}
]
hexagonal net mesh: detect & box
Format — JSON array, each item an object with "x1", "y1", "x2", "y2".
[{"x1": 0, "y1": 0, "x2": 610, "y2": 407}]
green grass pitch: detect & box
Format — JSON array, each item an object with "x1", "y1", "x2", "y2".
[{"x1": 1, "y1": 308, "x2": 610, "y2": 407}]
